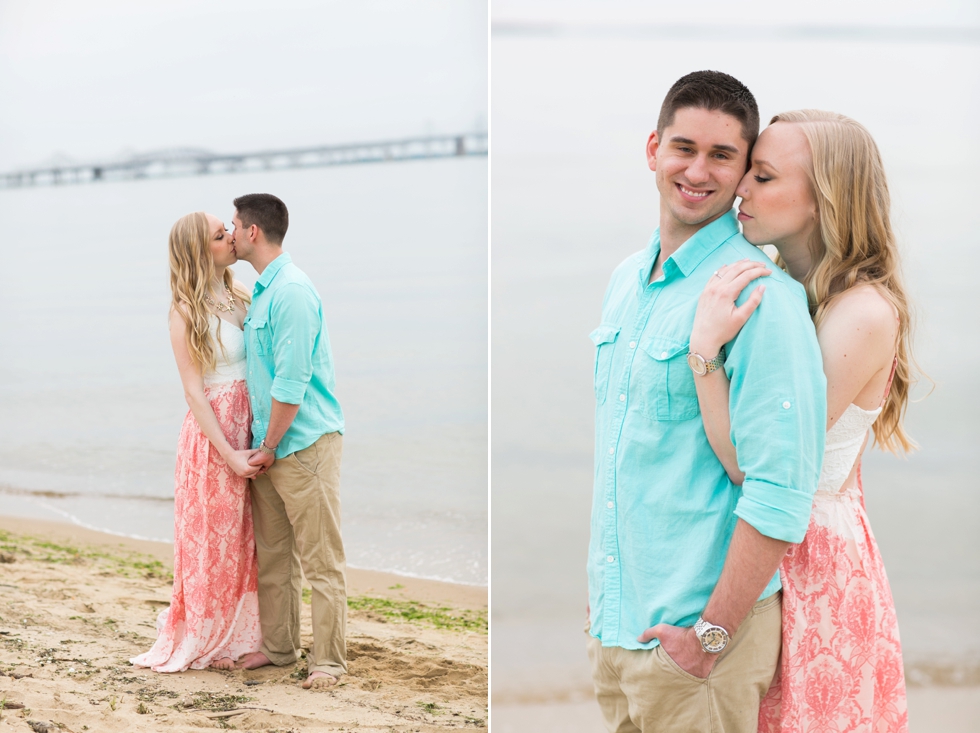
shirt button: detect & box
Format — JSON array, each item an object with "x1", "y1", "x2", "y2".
[
  {"x1": 661, "y1": 351, "x2": 668, "y2": 359},
  {"x1": 607, "y1": 556, "x2": 615, "y2": 563},
  {"x1": 629, "y1": 341, "x2": 636, "y2": 349},
  {"x1": 287, "y1": 340, "x2": 291, "y2": 344},
  {"x1": 619, "y1": 394, "x2": 625, "y2": 402},
  {"x1": 608, "y1": 447, "x2": 614, "y2": 455},
  {"x1": 782, "y1": 401, "x2": 791, "y2": 409},
  {"x1": 607, "y1": 501, "x2": 614, "y2": 509}
]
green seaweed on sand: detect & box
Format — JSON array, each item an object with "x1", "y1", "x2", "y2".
[
  {"x1": 176, "y1": 692, "x2": 253, "y2": 712},
  {"x1": 0, "y1": 530, "x2": 172, "y2": 581},
  {"x1": 347, "y1": 595, "x2": 487, "y2": 633}
]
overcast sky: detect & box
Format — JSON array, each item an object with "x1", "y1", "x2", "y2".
[
  {"x1": 0, "y1": 0, "x2": 488, "y2": 169},
  {"x1": 492, "y1": 0, "x2": 980, "y2": 27}
]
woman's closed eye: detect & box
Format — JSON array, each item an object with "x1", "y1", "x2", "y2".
[{"x1": 753, "y1": 175, "x2": 772, "y2": 183}]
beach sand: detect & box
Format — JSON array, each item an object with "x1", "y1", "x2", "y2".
[{"x1": 0, "y1": 516, "x2": 487, "y2": 732}]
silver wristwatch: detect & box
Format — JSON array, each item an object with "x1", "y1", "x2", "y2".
[
  {"x1": 687, "y1": 345, "x2": 726, "y2": 376},
  {"x1": 694, "y1": 617, "x2": 730, "y2": 654}
]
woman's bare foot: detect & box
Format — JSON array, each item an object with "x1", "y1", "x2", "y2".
[
  {"x1": 210, "y1": 657, "x2": 235, "y2": 671},
  {"x1": 237, "y1": 652, "x2": 273, "y2": 670},
  {"x1": 302, "y1": 671, "x2": 339, "y2": 690}
]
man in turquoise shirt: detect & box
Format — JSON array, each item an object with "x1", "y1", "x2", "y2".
[
  {"x1": 230, "y1": 193, "x2": 348, "y2": 691},
  {"x1": 587, "y1": 73, "x2": 826, "y2": 732}
]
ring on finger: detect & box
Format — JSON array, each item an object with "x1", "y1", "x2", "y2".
[{"x1": 714, "y1": 271, "x2": 723, "y2": 279}]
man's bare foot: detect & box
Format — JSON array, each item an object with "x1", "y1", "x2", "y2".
[
  {"x1": 237, "y1": 652, "x2": 274, "y2": 670},
  {"x1": 210, "y1": 657, "x2": 235, "y2": 671},
  {"x1": 302, "y1": 671, "x2": 339, "y2": 690}
]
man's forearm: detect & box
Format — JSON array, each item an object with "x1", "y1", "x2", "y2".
[
  {"x1": 702, "y1": 519, "x2": 789, "y2": 636},
  {"x1": 263, "y1": 398, "x2": 301, "y2": 449}
]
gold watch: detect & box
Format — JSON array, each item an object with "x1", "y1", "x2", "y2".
[
  {"x1": 687, "y1": 345, "x2": 726, "y2": 376},
  {"x1": 694, "y1": 616, "x2": 730, "y2": 654}
]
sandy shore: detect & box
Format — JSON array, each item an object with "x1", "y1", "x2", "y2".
[{"x1": 0, "y1": 516, "x2": 487, "y2": 732}]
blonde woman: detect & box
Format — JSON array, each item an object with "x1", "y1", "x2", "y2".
[
  {"x1": 132, "y1": 212, "x2": 262, "y2": 672},
  {"x1": 689, "y1": 111, "x2": 912, "y2": 732}
]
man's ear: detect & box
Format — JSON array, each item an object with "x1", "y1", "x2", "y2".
[{"x1": 646, "y1": 131, "x2": 660, "y2": 172}]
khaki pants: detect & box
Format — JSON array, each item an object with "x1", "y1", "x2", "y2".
[
  {"x1": 587, "y1": 592, "x2": 782, "y2": 733},
  {"x1": 250, "y1": 431, "x2": 346, "y2": 678}
]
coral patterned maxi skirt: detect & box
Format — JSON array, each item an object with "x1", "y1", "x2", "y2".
[
  {"x1": 757, "y1": 476, "x2": 908, "y2": 732},
  {"x1": 132, "y1": 379, "x2": 261, "y2": 672}
]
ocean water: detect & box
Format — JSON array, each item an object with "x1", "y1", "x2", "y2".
[
  {"x1": 491, "y1": 30, "x2": 980, "y2": 699},
  {"x1": 0, "y1": 156, "x2": 488, "y2": 586}
]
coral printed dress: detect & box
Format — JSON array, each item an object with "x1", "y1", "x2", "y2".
[
  {"x1": 758, "y1": 402, "x2": 908, "y2": 732},
  {"x1": 132, "y1": 316, "x2": 261, "y2": 672}
]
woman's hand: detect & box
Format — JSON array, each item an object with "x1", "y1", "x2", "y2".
[
  {"x1": 690, "y1": 259, "x2": 771, "y2": 356},
  {"x1": 225, "y1": 449, "x2": 263, "y2": 479}
]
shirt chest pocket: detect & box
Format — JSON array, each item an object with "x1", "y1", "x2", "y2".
[
  {"x1": 245, "y1": 317, "x2": 273, "y2": 356},
  {"x1": 589, "y1": 324, "x2": 620, "y2": 405},
  {"x1": 636, "y1": 336, "x2": 700, "y2": 421}
]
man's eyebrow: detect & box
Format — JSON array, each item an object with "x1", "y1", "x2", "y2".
[{"x1": 668, "y1": 136, "x2": 740, "y2": 154}]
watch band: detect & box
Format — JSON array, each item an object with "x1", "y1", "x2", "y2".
[
  {"x1": 694, "y1": 616, "x2": 730, "y2": 654},
  {"x1": 259, "y1": 439, "x2": 278, "y2": 456},
  {"x1": 687, "y1": 345, "x2": 726, "y2": 376}
]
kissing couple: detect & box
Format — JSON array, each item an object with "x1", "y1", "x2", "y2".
[{"x1": 132, "y1": 193, "x2": 345, "y2": 691}]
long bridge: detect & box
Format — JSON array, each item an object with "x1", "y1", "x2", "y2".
[{"x1": 0, "y1": 132, "x2": 488, "y2": 190}]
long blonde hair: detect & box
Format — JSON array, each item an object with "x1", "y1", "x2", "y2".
[
  {"x1": 769, "y1": 110, "x2": 917, "y2": 453},
  {"x1": 167, "y1": 212, "x2": 250, "y2": 372}
]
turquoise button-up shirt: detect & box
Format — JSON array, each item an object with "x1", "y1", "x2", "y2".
[
  {"x1": 244, "y1": 252, "x2": 344, "y2": 459},
  {"x1": 588, "y1": 211, "x2": 826, "y2": 650}
]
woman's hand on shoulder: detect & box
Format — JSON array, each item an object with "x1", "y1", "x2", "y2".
[{"x1": 690, "y1": 259, "x2": 771, "y2": 355}]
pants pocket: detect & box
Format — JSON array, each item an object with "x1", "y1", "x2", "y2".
[
  {"x1": 656, "y1": 644, "x2": 709, "y2": 684},
  {"x1": 751, "y1": 590, "x2": 782, "y2": 617},
  {"x1": 291, "y1": 441, "x2": 320, "y2": 475}
]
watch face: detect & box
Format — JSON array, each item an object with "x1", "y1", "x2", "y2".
[
  {"x1": 701, "y1": 627, "x2": 728, "y2": 653},
  {"x1": 687, "y1": 352, "x2": 707, "y2": 375}
]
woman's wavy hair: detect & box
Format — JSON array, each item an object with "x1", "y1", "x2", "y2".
[
  {"x1": 167, "y1": 212, "x2": 250, "y2": 373},
  {"x1": 770, "y1": 109, "x2": 918, "y2": 453}
]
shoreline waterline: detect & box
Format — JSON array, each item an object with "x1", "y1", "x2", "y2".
[{"x1": 0, "y1": 514, "x2": 488, "y2": 608}]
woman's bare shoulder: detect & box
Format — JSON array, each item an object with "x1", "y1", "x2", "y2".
[{"x1": 824, "y1": 283, "x2": 898, "y2": 330}]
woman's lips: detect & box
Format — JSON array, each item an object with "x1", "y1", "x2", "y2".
[{"x1": 737, "y1": 210, "x2": 753, "y2": 222}]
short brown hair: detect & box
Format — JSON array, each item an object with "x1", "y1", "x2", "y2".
[
  {"x1": 233, "y1": 193, "x2": 289, "y2": 245},
  {"x1": 657, "y1": 71, "x2": 760, "y2": 146}
]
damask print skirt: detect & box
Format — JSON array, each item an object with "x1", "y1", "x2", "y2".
[
  {"x1": 758, "y1": 479, "x2": 908, "y2": 733},
  {"x1": 131, "y1": 379, "x2": 261, "y2": 672}
]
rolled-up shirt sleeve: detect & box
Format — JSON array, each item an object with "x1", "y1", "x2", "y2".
[
  {"x1": 269, "y1": 283, "x2": 320, "y2": 405},
  {"x1": 726, "y1": 276, "x2": 827, "y2": 543}
]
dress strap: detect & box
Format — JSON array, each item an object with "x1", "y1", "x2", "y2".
[{"x1": 879, "y1": 357, "x2": 898, "y2": 408}]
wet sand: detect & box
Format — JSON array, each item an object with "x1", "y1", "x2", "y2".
[{"x1": 0, "y1": 516, "x2": 487, "y2": 731}]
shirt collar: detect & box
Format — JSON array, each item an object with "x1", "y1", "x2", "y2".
[
  {"x1": 253, "y1": 251, "x2": 292, "y2": 295},
  {"x1": 639, "y1": 209, "x2": 740, "y2": 286}
]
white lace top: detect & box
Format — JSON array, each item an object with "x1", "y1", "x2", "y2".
[
  {"x1": 814, "y1": 403, "x2": 881, "y2": 498},
  {"x1": 203, "y1": 315, "x2": 247, "y2": 386}
]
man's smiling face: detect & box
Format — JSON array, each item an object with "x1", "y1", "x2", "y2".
[{"x1": 648, "y1": 106, "x2": 749, "y2": 235}]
